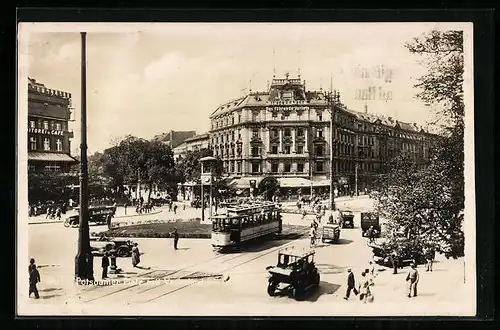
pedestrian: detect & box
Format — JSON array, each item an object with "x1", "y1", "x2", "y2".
[
  {"x1": 131, "y1": 243, "x2": 140, "y2": 267},
  {"x1": 367, "y1": 226, "x2": 375, "y2": 244},
  {"x1": 359, "y1": 271, "x2": 373, "y2": 303},
  {"x1": 173, "y1": 204, "x2": 178, "y2": 215},
  {"x1": 425, "y1": 247, "x2": 435, "y2": 272},
  {"x1": 183, "y1": 204, "x2": 186, "y2": 211},
  {"x1": 343, "y1": 268, "x2": 359, "y2": 300},
  {"x1": 28, "y1": 260, "x2": 40, "y2": 299},
  {"x1": 390, "y1": 253, "x2": 399, "y2": 274},
  {"x1": 45, "y1": 207, "x2": 51, "y2": 219},
  {"x1": 309, "y1": 224, "x2": 317, "y2": 248},
  {"x1": 168, "y1": 201, "x2": 172, "y2": 212},
  {"x1": 369, "y1": 261, "x2": 376, "y2": 278},
  {"x1": 101, "y1": 252, "x2": 110, "y2": 279},
  {"x1": 124, "y1": 202, "x2": 127, "y2": 215},
  {"x1": 406, "y1": 263, "x2": 419, "y2": 298},
  {"x1": 172, "y1": 228, "x2": 179, "y2": 250}
]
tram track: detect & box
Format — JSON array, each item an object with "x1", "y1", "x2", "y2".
[{"x1": 142, "y1": 228, "x2": 311, "y2": 303}]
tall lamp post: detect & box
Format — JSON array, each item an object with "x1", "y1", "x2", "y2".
[
  {"x1": 328, "y1": 90, "x2": 340, "y2": 211},
  {"x1": 74, "y1": 32, "x2": 94, "y2": 281}
]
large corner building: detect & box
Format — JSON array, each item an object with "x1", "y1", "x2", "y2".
[
  {"x1": 208, "y1": 73, "x2": 436, "y2": 195},
  {"x1": 28, "y1": 78, "x2": 78, "y2": 172}
]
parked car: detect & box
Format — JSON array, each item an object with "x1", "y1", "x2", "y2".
[
  {"x1": 266, "y1": 248, "x2": 320, "y2": 300},
  {"x1": 370, "y1": 240, "x2": 426, "y2": 267}
]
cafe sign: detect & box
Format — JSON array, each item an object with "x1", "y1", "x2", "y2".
[
  {"x1": 28, "y1": 128, "x2": 64, "y2": 135},
  {"x1": 266, "y1": 106, "x2": 309, "y2": 112}
]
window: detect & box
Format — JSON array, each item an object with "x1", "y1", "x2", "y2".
[
  {"x1": 297, "y1": 163, "x2": 304, "y2": 172},
  {"x1": 271, "y1": 145, "x2": 278, "y2": 154},
  {"x1": 252, "y1": 129, "x2": 259, "y2": 138},
  {"x1": 230, "y1": 162, "x2": 235, "y2": 172},
  {"x1": 284, "y1": 163, "x2": 291, "y2": 172},
  {"x1": 297, "y1": 128, "x2": 304, "y2": 137},
  {"x1": 43, "y1": 138, "x2": 50, "y2": 151},
  {"x1": 284, "y1": 145, "x2": 291, "y2": 154},
  {"x1": 271, "y1": 163, "x2": 279, "y2": 173},
  {"x1": 44, "y1": 165, "x2": 60, "y2": 171},
  {"x1": 315, "y1": 145, "x2": 324, "y2": 156},
  {"x1": 252, "y1": 163, "x2": 260, "y2": 173},
  {"x1": 238, "y1": 130, "x2": 241, "y2": 140},
  {"x1": 29, "y1": 120, "x2": 35, "y2": 129},
  {"x1": 237, "y1": 162, "x2": 241, "y2": 173},
  {"x1": 43, "y1": 121, "x2": 49, "y2": 130},
  {"x1": 284, "y1": 128, "x2": 291, "y2": 137},
  {"x1": 251, "y1": 146, "x2": 259, "y2": 157},
  {"x1": 318, "y1": 114, "x2": 323, "y2": 121},
  {"x1": 29, "y1": 137, "x2": 36, "y2": 150},
  {"x1": 56, "y1": 139, "x2": 62, "y2": 151},
  {"x1": 252, "y1": 112, "x2": 258, "y2": 122},
  {"x1": 238, "y1": 114, "x2": 241, "y2": 123},
  {"x1": 232, "y1": 117, "x2": 235, "y2": 125},
  {"x1": 316, "y1": 162, "x2": 324, "y2": 172},
  {"x1": 272, "y1": 128, "x2": 279, "y2": 138},
  {"x1": 232, "y1": 131, "x2": 235, "y2": 141},
  {"x1": 317, "y1": 128, "x2": 323, "y2": 138},
  {"x1": 297, "y1": 145, "x2": 304, "y2": 154}
]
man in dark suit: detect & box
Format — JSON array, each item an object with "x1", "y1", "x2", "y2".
[
  {"x1": 343, "y1": 268, "x2": 359, "y2": 300},
  {"x1": 29, "y1": 262, "x2": 41, "y2": 299},
  {"x1": 101, "y1": 252, "x2": 110, "y2": 279}
]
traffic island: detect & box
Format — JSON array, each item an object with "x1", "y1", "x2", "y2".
[{"x1": 98, "y1": 219, "x2": 309, "y2": 239}]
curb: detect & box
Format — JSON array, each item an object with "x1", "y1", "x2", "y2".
[{"x1": 28, "y1": 220, "x2": 65, "y2": 225}]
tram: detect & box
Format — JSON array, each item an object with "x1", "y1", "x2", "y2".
[{"x1": 211, "y1": 202, "x2": 283, "y2": 250}]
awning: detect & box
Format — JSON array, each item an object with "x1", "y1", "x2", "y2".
[
  {"x1": 227, "y1": 177, "x2": 263, "y2": 189},
  {"x1": 278, "y1": 177, "x2": 311, "y2": 188},
  {"x1": 28, "y1": 152, "x2": 78, "y2": 163},
  {"x1": 312, "y1": 179, "x2": 331, "y2": 187}
]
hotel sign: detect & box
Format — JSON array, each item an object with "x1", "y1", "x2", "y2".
[
  {"x1": 28, "y1": 128, "x2": 64, "y2": 136},
  {"x1": 266, "y1": 106, "x2": 309, "y2": 111}
]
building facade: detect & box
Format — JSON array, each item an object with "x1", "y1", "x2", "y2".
[
  {"x1": 153, "y1": 130, "x2": 197, "y2": 149},
  {"x1": 208, "y1": 73, "x2": 436, "y2": 195},
  {"x1": 28, "y1": 78, "x2": 78, "y2": 172},
  {"x1": 172, "y1": 133, "x2": 210, "y2": 160}
]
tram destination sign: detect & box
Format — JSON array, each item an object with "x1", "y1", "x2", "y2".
[{"x1": 28, "y1": 128, "x2": 64, "y2": 135}]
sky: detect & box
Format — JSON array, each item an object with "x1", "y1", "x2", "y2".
[{"x1": 20, "y1": 22, "x2": 470, "y2": 155}]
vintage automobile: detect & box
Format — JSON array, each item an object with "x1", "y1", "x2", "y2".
[
  {"x1": 89, "y1": 235, "x2": 136, "y2": 257},
  {"x1": 266, "y1": 248, "x2": 320, "y2": 300},
  {"x1": 338, "y1": 210, "x2": 355, "y2": 228},
  {"x1": 370, "y1": 240, "x2": 426, "y2": 268},
  {"x1": 322, "y1": 221, "x2": 341, "y2": 243},
  {"x1": 64, "y1": 205, "x2": 116, "y2": 228},
  {"x1": 361, "y1": 212, "x2": 381, "y2": 237}
]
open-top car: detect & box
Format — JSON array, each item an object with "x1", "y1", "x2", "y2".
[
  {"x1": 369, "y1": 239, "x2": 426, "y2": 268},
  {"x1": 266, "y1": 247, "x2": 320, "y2": 300},
  {"x1": 338, "y1": 210, "x2": 355, "y2": 228},
  {"x1": 64, "y1": 205, "x2": 116, "y2": 228},
  {"x1": 89, "y1": 234, "x2": 136, "y2": 257}
]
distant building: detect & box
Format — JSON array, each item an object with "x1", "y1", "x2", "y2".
[
  {"x1": 27, "y1": 78, "x2": 78, "y2": 173},
  {"x1": 172, "y1": 133, "x2": 210, "y2": 160},
  {"x1": 208, "y1": 73, "x2": 436, "y2": 195},
  {"x1": 152, "y1": 130, "x2": 196, "y2": 149}
]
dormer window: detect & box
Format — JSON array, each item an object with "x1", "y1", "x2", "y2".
[{"x1": 282, "y1": 91, "x2": 293, "y2": 99}]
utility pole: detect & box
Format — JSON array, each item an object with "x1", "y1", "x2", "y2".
[
  {"x1": 200, "y1": 162, "x2": 204, "y2": 222},
  {"x1": 329, "y1": 89, "x2": 340, "y2": 211},
  {"x1": 355, "y1": 162, "x2": 358, "y2": 197},
  {"x1": 74, "y1": 31, "x2": 94, "y2": 282}
]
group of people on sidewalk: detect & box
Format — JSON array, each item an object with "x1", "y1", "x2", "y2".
[{"x1": 344, "y1": 262, "x2": 376, "y2": 303}]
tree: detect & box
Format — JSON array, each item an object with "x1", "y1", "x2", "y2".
[
  {"x1": 372, "y1": 30, "x2": 465, "y2": 259},
  {"x1": 99, "y1": 135, "x2": 179, "y2": 201},
  {"x1": 28, "y1": 170, "x2": 78, "y2": 203}
]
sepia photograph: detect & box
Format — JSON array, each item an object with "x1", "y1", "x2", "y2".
[{"x1": 17, "y1": 22, "x2": 475, "y2": 316}]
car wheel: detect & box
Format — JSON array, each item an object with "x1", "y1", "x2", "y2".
[
  {"x1": 63, "y1": 219, "x2": 71, "y2": 227},
  {"x1": 116, "y1": 247, "x2": 128, "y2": 257},
  {"x1": 71, "y1": 220, "x2": 79, "y2": 228},
  {"x1": 293, "y1": 284, "x2": 303, "y2": 300},
  {"x1": 313, "y1": 272, "x2": 320, "y2": 286},
  {"x1": 267, "y1": 281, "x2": 278, "y2": 296}
]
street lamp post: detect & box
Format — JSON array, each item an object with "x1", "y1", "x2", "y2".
[{"x1": 74, "y1": 32, "x2": 94, "y2": 282}]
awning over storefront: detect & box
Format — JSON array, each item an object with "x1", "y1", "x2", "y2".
[
  {"x1": 278, "y1": 177, "x2": 311, "y2": 188},
  {"x1": 227, "y1": 177, "x2": 264, "y2": 189},
  {"x1": 311, "y1": 179, "x2": 331, "y2": 187},
  {"x1": 28, "y1": 152, "x2": 78, "y2": 163}
]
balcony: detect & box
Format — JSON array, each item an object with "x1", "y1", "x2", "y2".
[
  {"x1": 312, "y1": 135, "x2": 326, "y2": 143},
  {"x1": 250, "y1": 136, "x2": 262, "y2": 143}
]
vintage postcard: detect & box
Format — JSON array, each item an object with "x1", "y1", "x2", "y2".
[{"x1": 17, "y1": 22, "x2": 475, "y2": 316}]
